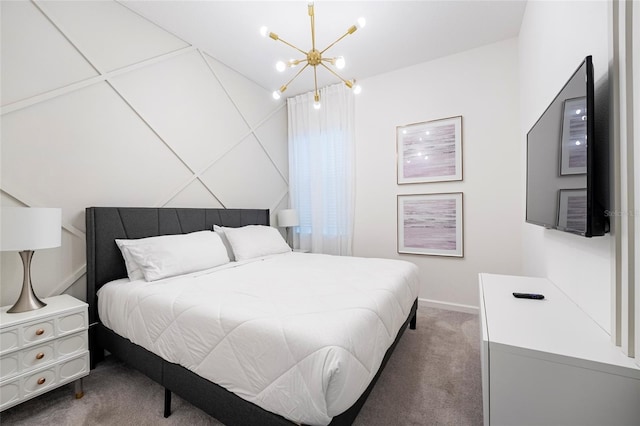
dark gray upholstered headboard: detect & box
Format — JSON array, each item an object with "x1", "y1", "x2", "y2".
[{"x1": 85, "y1": 207, "x2": 270, "y2": 325}]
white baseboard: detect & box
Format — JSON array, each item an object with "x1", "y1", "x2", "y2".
[{"x1": 418, "y1": 298, "x2": 479, "y2": 314}]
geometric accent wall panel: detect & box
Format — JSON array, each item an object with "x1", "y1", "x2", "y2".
[
  {"x1": 200, "y1": 134, "x2": 288, "y2": 209},
  {"x1": 0, "y1": 1, "x2": 289, "y2": 306},
  {"x1": 36, "y1": 0, "x2": 189, "y2": 73},
  {"x1": 1, "y1": 82, "x2": 193, "y2": 226},
  {"x1": 0, "y1": 194, "x2": 25, "y2": 303},
  {"x1": 110, "y1": 50, "x2": 251, "y2": 172},
  {"x1": 164, "y1": 180, "x2": 224, "y2": 209},
  {"x1": 254, "y1": 107, "x2": 289, "y2": 179},
  {"x1": 0, "y1": 1, "x2": 98, "y2": 106},
  {"x1": 204, "y1": 53, "x2": 285, "y2": 128}
]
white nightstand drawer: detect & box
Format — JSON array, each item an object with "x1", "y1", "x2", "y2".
[
  {"x1": 23, "y1": 321, "x2": 55, "y2": 346},
  {"x1": 59, "y1": 353, "x2": 89, "y2": 381},
  {"x1": 22, "y1": 342, "x2": 55, "y2": 371},
  {"x1": 0, "y1": 378, "x2": 20, "y2": 410},
  {"x1": 0, "y1": 328, "x2": 19, "y2": 354},
  {"x1": 0, "y1": 353, "x2": 19, "y2": 381},
  {"x1": 1, "y1": 332, "x2": 87, "y2": 382},
  {"x1": 57, "y1": 332, "x2": 87, "y2": 358},
  {"x1": 58, "y1": 312, "x2": 86, "y2": 336},
  {"x1": 24, "y1": 368, "x2": 56, "y2": 395}
]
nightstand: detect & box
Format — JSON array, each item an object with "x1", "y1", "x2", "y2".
[{"x1": 0, "y1": 294, "x2": 89, "y2": 412}]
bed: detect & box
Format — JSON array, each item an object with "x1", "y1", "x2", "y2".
[{"x1": 86, "y1": 207, "x2": 419, "y2": 425}]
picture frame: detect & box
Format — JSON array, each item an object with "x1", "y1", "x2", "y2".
[
  {"x1": 397, "y1": 192, "x2": 463, "y2": 257},
  {"x1": 557, "y1": 189, "x2": 587, "y2": 233},
  {"x1": 560, "y1": 97, "x2": 587, "y2": 175},
  {"x1": 397, "y1": 116, "x2": 462, "y2": 184}
]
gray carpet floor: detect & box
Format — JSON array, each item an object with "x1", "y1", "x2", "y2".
[{"x1": 0, "y1": 308, "x2": 483, "y2": 426}]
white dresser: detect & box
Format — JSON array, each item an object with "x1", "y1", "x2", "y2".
[
  {"x1": 479, "y1": 273, "x2": 640, "y2": 426},
  {"x1": 0, "y1": 294, "x2": 89, "y2": 411}
]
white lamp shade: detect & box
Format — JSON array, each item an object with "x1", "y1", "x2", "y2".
[
  {"x1": 277, "y1": 209, "x2": 299, "y2": 227},
  {"x1": 1, "y1": 207, "x2": 61, "y2": 251}
]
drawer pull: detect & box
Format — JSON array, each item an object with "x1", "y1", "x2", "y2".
[
  {"x1": 37, "y1": 377, "x2": 46, "y2": 385},
  {"x1": 35, "y1": 329, "x2": 45, "y2": 336},
  {"x1": 36, "y1": 352, "x2": 45, "y2": 360}
]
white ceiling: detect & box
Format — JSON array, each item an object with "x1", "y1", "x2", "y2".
[{"x1": 122, "y1": 1, "x2": 527, "y2": 97}]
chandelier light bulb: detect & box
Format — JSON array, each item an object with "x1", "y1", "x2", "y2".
[
  {"x1": 313, "y1": 101, "x2": 321, "y2": 110},
  {"x1": 357, "y1": 17, "x2": 366, "y2": 29},
  {"x1": 335, "y1": 56, "x2": 346, "y2": 70},
  {"x1": 272, "y1": 90, "x2": 281, "y2": 100},
  {"x1": 260, "y1": 26, "x2": 269, "y2": 37},
  {"x1": 276, "y1": 61, "x2": 286, "y2": 72},
  {"x1": 353, "y1": 84, "x2": 362, "y2": 95}
]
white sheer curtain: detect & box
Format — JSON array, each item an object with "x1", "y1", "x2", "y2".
[{"x1": 287, "y1": 83, "x2": 355, "y2": 255}]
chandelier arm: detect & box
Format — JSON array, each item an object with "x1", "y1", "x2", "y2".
[
  {"x1": 273, "y1": 36, "x2": 308, "y2": 57},
  {"x1": 288, "y1": 58, "x2": 306, "y2": 67},
  {"x1": 320, "y1": 25, "x2": 357, "y2": 55},
  {"x1": 319, "y1": 62, "x2": 353, "y2": 87},
  {"x1": 309, "y1": 3, "x2": 316, "y2": 51},
  {"x1": 282, "y1": 63, "x2": 311, "y2": 89},
  {"x1": 313, "y1": 65, "x2": 319, "y2": 99},
  {"x1": 321, "y1": 57, "x2": 341, "y2": 66}
]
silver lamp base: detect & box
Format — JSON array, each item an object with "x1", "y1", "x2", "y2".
[{"x1": 7, "y1": 250, "x2": 47, "y2": 313}]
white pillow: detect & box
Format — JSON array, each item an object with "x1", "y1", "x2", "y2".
[
  {"x1": 223, "y1": 225, "x2": 291, "y2": 261},
  {"x1": 115, "y1": 239, "x2": 147, "y2": 281},
  {"x1": 213, "y1": 225, "x2": 235, "y2": 261},
  {"x1": 121, "y1": 231, "x2": 230, "y2": 281}
]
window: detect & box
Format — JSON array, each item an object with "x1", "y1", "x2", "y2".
[{"x1": 287, "y1": 84, "x2": 354, "y2": 255}]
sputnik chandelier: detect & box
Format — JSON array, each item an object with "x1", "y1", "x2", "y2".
[{"x1": 260, "y1": 2, "x2": 364, "y2": 109}]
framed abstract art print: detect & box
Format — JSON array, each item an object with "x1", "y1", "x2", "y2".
[
  {"x1": 397, "y1": 192, "x2": 463, "y2": 257},
  {"x1": 397, "y1": 116, "x2": 463, "y2": 184}
]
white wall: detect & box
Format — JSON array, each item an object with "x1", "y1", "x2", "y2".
[
  {"x1": 635, "y1": 0, "x2": 640, "y2": 365},
  {"x1": 353, "y1": 38, "x2": 522, "y2": 309},
  {"x1": 518, "y1": 1, "x2": 612, "y2": 331},
  {"x1": 0, "y1": 1, "x2": 288, "y2": 306}
]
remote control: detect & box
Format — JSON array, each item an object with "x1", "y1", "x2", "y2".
[{"x1": 512, "y1": 292, "x2": 545, "y2": 300}]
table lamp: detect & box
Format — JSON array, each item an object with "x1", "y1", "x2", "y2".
[
  {"x1": 1, "y1": 207, "x2": 61, "y2": 313},
  {"x1": 277, "y1": 209, "x2": 299, "y2": 248}
]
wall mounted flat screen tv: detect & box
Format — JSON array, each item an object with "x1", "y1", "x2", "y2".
[{"x1": 526, "y1": 55, "x2": 608, "y2": 237}]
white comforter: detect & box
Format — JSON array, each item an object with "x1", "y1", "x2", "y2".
[{"x1": 98, "y1": 252, "x2": 419, "y2": 425}]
